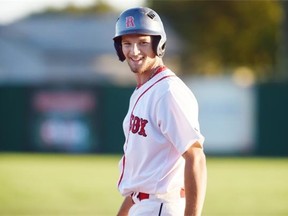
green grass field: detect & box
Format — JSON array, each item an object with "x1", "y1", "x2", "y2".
[{"x1": 0, "y1": 154, "x2": 287, "y2": 216}]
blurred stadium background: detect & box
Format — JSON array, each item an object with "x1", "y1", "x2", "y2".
[{"x1": 0, "y1": 0, "x2": 288, "y2": 215}]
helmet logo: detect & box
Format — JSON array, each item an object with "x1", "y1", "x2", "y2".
[{"x1": 125, "y1": 16, "x2": 135, "y2": 28}]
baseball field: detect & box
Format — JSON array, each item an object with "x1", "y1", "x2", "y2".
[{"x1": 0, "y1": 154, "x2": 287, "y2": 216}]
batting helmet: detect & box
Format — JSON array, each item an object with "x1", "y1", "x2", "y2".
[{"x1": 113, "y1": 7, "x2": 167, "y2": 62}]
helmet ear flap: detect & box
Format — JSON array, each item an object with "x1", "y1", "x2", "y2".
[
  {"x1": 114, "y1": 37, "x2": 126, "y2": 62},
  {"x1": 152, "y1": 36, "x2": 166, "y2": 57}
]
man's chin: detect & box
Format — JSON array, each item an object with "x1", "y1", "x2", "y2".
[
  {"x1": 128, "y1": 61, "x2": 144, "y2": 72},
  {"x1": 129, "y1": 65, "x2": 142, "y2": 74}
]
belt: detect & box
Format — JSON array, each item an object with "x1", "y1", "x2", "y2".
[
  {"x1": 135, "y1": 192, "x2": 150, "y2": 201},
  {"x1": 131, "y1": 188, "x2": 185, "y2": 202}
]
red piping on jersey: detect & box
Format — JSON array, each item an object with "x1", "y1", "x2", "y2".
[
  {"x1": 117, "y1": 72, "x2": 175, "y2": 188},
  {"x1": 136, "y1": 66, "x2": 167, "y2": 89},
  {"x1": 118, "y1": 155, "x2": 126, "y2": 187}
]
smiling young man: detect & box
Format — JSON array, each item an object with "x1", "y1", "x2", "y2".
[{"x1": 113, "y1": 7, "x2": 207, "y2": 216}]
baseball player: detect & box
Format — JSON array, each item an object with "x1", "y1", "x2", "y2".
[{"x1": 113, "y1": 7, "x2": 207, "y2": 216}]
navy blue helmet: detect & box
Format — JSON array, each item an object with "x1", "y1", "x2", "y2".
[{"x1": 113, "y1": 7, "x2": 167, "y2": 61}]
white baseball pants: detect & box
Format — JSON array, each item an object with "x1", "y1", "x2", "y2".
[
  {"x1": 129, "y1": 199, "x2": 185, "y2": 216},
  {"x1": 128, "y1": 189, "x2": 185, "y2": 216}
]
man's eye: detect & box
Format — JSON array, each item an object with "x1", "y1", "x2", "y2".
[{"x1": 122, "y1": 42, "x2": 130, "y2": 46}]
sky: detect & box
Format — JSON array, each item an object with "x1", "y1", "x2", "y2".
[{"x1": 0, "y1": 0, "x2": 145, "y2": 25}]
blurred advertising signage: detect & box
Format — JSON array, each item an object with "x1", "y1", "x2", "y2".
[
  {"x1": 32, "y1": 90, "x2": 97, "y2": 153},
  {"x1": 34, "y1": 91, "x2": 95, "y2": 112},
  {"x1": 185, "y1": 76, "x2": 256, "y2": 155}
]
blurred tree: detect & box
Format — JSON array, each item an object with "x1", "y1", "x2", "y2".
[
  {"x1": 148, "y1": 0, "x2": 283, "y2": 79},
  {"x1": 278, "y1": 1, "x2": 288, "y2": 81}
]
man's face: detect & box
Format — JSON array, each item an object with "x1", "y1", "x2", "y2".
[{"x1": 121, "y1": 34, "x2": 157, "y2": 74}]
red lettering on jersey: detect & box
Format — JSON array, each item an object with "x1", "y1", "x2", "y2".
[
  {"x1": 138, "y1": 119, "x2": 148, "y2": 137},
  {"x1": 126, "y1": 16, "x2": 135, "y2": 28},
  {"x1": 129, "y1": 114, "x2": 148, "y2": 137},
  {"x1": 131, "y1": 116, "x2": 140, "y2": 133}
]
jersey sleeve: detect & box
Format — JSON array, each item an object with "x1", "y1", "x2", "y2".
[{"x1": 155, "y1": 84, "x2": 205, "y2": 155}]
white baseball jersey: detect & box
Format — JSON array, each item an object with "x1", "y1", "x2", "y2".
[{"x1": 118, "y1": 68, "x2": 204, "y2": 197}]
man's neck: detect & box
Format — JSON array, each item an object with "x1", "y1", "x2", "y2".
[{"x1": 135, "y1": 64, "x2": 166, "y2": 89}]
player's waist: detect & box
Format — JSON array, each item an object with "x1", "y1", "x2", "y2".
[{"x1": 130, "y1": 188, "x2": 185, "y2": 204}]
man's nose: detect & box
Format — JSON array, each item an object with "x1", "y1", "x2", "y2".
[{"x1": 131, "y1": 43, "x2": 140, "y2": 55}]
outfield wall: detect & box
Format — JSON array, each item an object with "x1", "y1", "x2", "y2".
[
  {"x1": 0, "y1": 84, "x2": 132, "y2": 154},
  {"x1": 0, "y1": 79, "x2": 287, "y2": 156},
  {"x1": 256, "y1": 82, "x2": 288, "y2": 156}
]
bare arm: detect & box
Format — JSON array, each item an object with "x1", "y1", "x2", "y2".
[
  {"x1": 182, "y1": 141, "x2": 207, "y2": 216},
  {"x1": 116, "y1": 196, "x2": 134, "y2": 216}
]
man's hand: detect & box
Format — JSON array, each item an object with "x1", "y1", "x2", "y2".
[{"x1": 117, "y1": 196, "x2": 134, "y2": 216}]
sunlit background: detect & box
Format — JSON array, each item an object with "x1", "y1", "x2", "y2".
[
  {"x1": 0, "y1": 0, "x2": 145, "y2": 24},
  {"x1": 0, "y1": 0, "x2": 288, "y2": 215}
]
